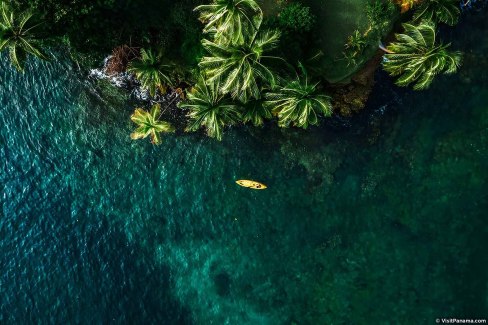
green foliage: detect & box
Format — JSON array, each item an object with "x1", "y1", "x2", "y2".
[
  {"x1": 366, "y1": 0, "x2": 397, "y2": 26},
  {"x1": 278, "y1": 2, "x2": 315, "y2": 32},
  {"x1": 127, "y1": 48, "x2": 178, "y2": 97},
  {"x1": 0, "y1": 1, "x2": 48, "y2": 71},
  {"x1": 130, "y1": 104, "x2": 175, "y2": 145},
  {"x1": 241, "y1": 99, "x2": 272, "y2": 127},
  {"x1": 20, "y1": 0, "x2": 204, "y2": 68},
  {"x1": 343, "y1": 29, "x2": 368, "y2": 64},
  {"x1": 341, "y1": 0, "x2": 397, "y2": 69},
  {"x1": 265, "y1": 65, "x2": 332, "y2": 128},
  {"x1": 170, "y1": 3, "x2": 205, "y2": 65},
  {"x1": 199, "y1": 28, "x2": 281, "y2": 103},
  {"x1": 189, "y1": 0, "x2": 334, "y2": 134},
  {"x1": 194, "y1": 0, "x2": 262, "y2": 44},
  {"x1": 365, "y1": 0, "x2": 398, "y2": 40},
  {"x1": 179, "y1": 77, "x2": 241, "y2": 141},
  {"x1": 260, "y1": 9, "x2": 311, "y2": 69},
  {"x1": 20, "y1": 0, "x2": 128, "y2": 57},
  {"x1": 185, "y1": 0, "x2": 302, "y2": 135},
  {"x1": 342, "y1": 50, "x2": 359, "y2": 67},
  {"x1": 383, "y1": 21, "x2": 462, "y2": 90},
  {"x1": 413, "y1": 0, "x2": 460, "y2": 26},
  {"x1": 346, "y1": 30, "x2": 367, "y2": 53}
]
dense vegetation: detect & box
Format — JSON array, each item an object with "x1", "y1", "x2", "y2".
[
  {"x1": 0, "y1": 1, "x2": 48, "y2": 71},
  {"x1": 0, "y1": 0, "x2": 466, "y2": 142},
  {"x1": 179, "y1": 76, "x2": 242, "y2": 141},
  {"x1": 127, "y1": 49, "x2": 179, "y2": 97},
  {"x1": 383, "y1": 21, "x2": 462, "y2": 89},
  {"x1": 6, "y1": 0, "x2": 204, "y2": 69}
]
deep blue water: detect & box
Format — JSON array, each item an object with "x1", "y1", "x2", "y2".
[{"x1": 1, "y1": 11, "x2": 487, "y2": 325}]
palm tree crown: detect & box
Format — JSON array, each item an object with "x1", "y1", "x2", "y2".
[
  {"x1": 265, "y1": 66, "x2": 333, "y2": 129},
  {"x1": 199, "y1": 29, "x2": 281, "y2": 103},
  {"x1": 194, "y1": 0, "x2": 262, "y2": 44},
  {"x1": 413, "y1": 0, "x2": 460, "y2": 26},
  {"x1": 130, "y1": 104, "x2": 175, "y2": 145},
  {"x1": 179, "y1": 77, "x2": 241, "y2": 141},
  {"x1": 127, "y1": 49, "x2": 177, "y2": 97},
  {"x1": 0, "y1": 2, "x2": 48, "y2": 71},
  {"x1": 383, "y1": 21, "x2": 462, "y2": 90}
]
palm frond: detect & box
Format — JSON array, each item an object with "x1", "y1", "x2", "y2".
[
  {"x1": 199, "y1": 29, "x2": 283, "y2": 103},
  {"x1": 241, "y1": 98, "x2": 272, "y2": 127},
  {"x1": 128, "y1": 49, "x2": 177, "y2": 97},
  {"x1": 264, "y1": 75, "x2": 332, "y2": 129},
  {"x1": 179, "y1": 77, "x2": 241, "y2": 140},
  {"x1": 195, "y1": 0, "x2": 262, "y2": 44},
  {"x1": 0, "y1": 2, "x2": 47, "y2": 71},
  {"x1": 413, "y1": 0, "x2": 460, "y2": 26},
  {"x1": 383, "y1": 21, "x2": 462, "y2": 90},
  {"x1": 130, "y1": 104, "x2": 175, "y2": 145}
]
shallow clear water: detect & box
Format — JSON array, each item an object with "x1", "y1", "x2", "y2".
[{"x1": 1, "y1": 12, "x2": 487, "y2": 325}]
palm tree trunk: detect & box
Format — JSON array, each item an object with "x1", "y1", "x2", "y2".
[{"x1": 158, "y1": 92, "x2": 180, "y2": 119}]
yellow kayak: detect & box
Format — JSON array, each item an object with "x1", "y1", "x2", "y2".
[{"x1": 236, "y1": 179, "x2": 267, "y2": 190}]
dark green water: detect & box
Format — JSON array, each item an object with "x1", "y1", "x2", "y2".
[{"x1": 1, "y1": 12, "x2": 487, "y2": 325}]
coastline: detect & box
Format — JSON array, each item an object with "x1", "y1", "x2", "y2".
[
  {"x1": 87, "y1": 44, "x2": 388, "y2": 126},
  {"x1": 0, "y1": 5, "x2": 487, "y2": 324}
]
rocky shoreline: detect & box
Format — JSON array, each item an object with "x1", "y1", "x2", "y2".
[
  {"x1": 88, "y1": 55, "x2": 182, "y2": 105},
  {"x1": 88, "y1": 50, "x2": 382, "y2": 122},
  {"x1": 328, "y1": 49, "x2": 384, "y2": 117}
]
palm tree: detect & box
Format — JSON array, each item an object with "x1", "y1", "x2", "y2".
[
  {"x1": 241, "y1": 98, "x2": 272, "y2": 127},
  {"x1": 178, "y1": 78, "x2": 241, "y2": 141},
  {"x1": 413, "y1": 0, "x2": 460, "y2": 26},
  {"x1": 130, "y1": 104, "x2": 175, "y2": 145},
  {"x1": 0, "y1": 2, "x2": 48, "y2": 71},
  {"x1": 127, "y1": 48, "x2": 177, "y2": 97},
  {"x1": 264, "y1": 65, "x2": 333, "y2": 129},
  {"x1": 199, "y1": 29, "x2": 281, "y2": 103},
  {"x1": 194, "y1": 0, "x2": 262, "y2": 44},
  {"x1": 382, "y1": 21, "x2": 462, "y2": 90}
]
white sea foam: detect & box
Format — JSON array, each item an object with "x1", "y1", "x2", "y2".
[{"x1": 88, "y1": 56, "x2": 179, "y2": 104}]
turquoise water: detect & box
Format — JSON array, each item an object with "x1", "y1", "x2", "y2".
[{"x1": 1, "y1": 12, "x2": 487, "y2": 324}]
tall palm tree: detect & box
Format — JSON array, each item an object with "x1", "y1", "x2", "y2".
[
  {"x1": 0, "y1": 2, "x2": 48, "y2": 71},
  {"x1": 194, "y1": 0, "x2": 262, "y2": 44},
  {"x1": 127, "y1": 48, "x2": 177, "y2": 97},
  {"x1": 382, "y1": 21, "x2": 462, "y2": 90},
  {"x1": 130, "y1": 104, "x2": 175, "y2": 145},
  {"x1": 178, "y1": 78, "x2": 241, "y2": 141},
  {"x1": 413, "y1": 0, "x2": 460, "y2": 26},
  {"x1": 264, "y1": 65, "x2": 333, "y2": 129},
  {"x1": 199, "y1": 29, "x2": 281, "y2": 103}
]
